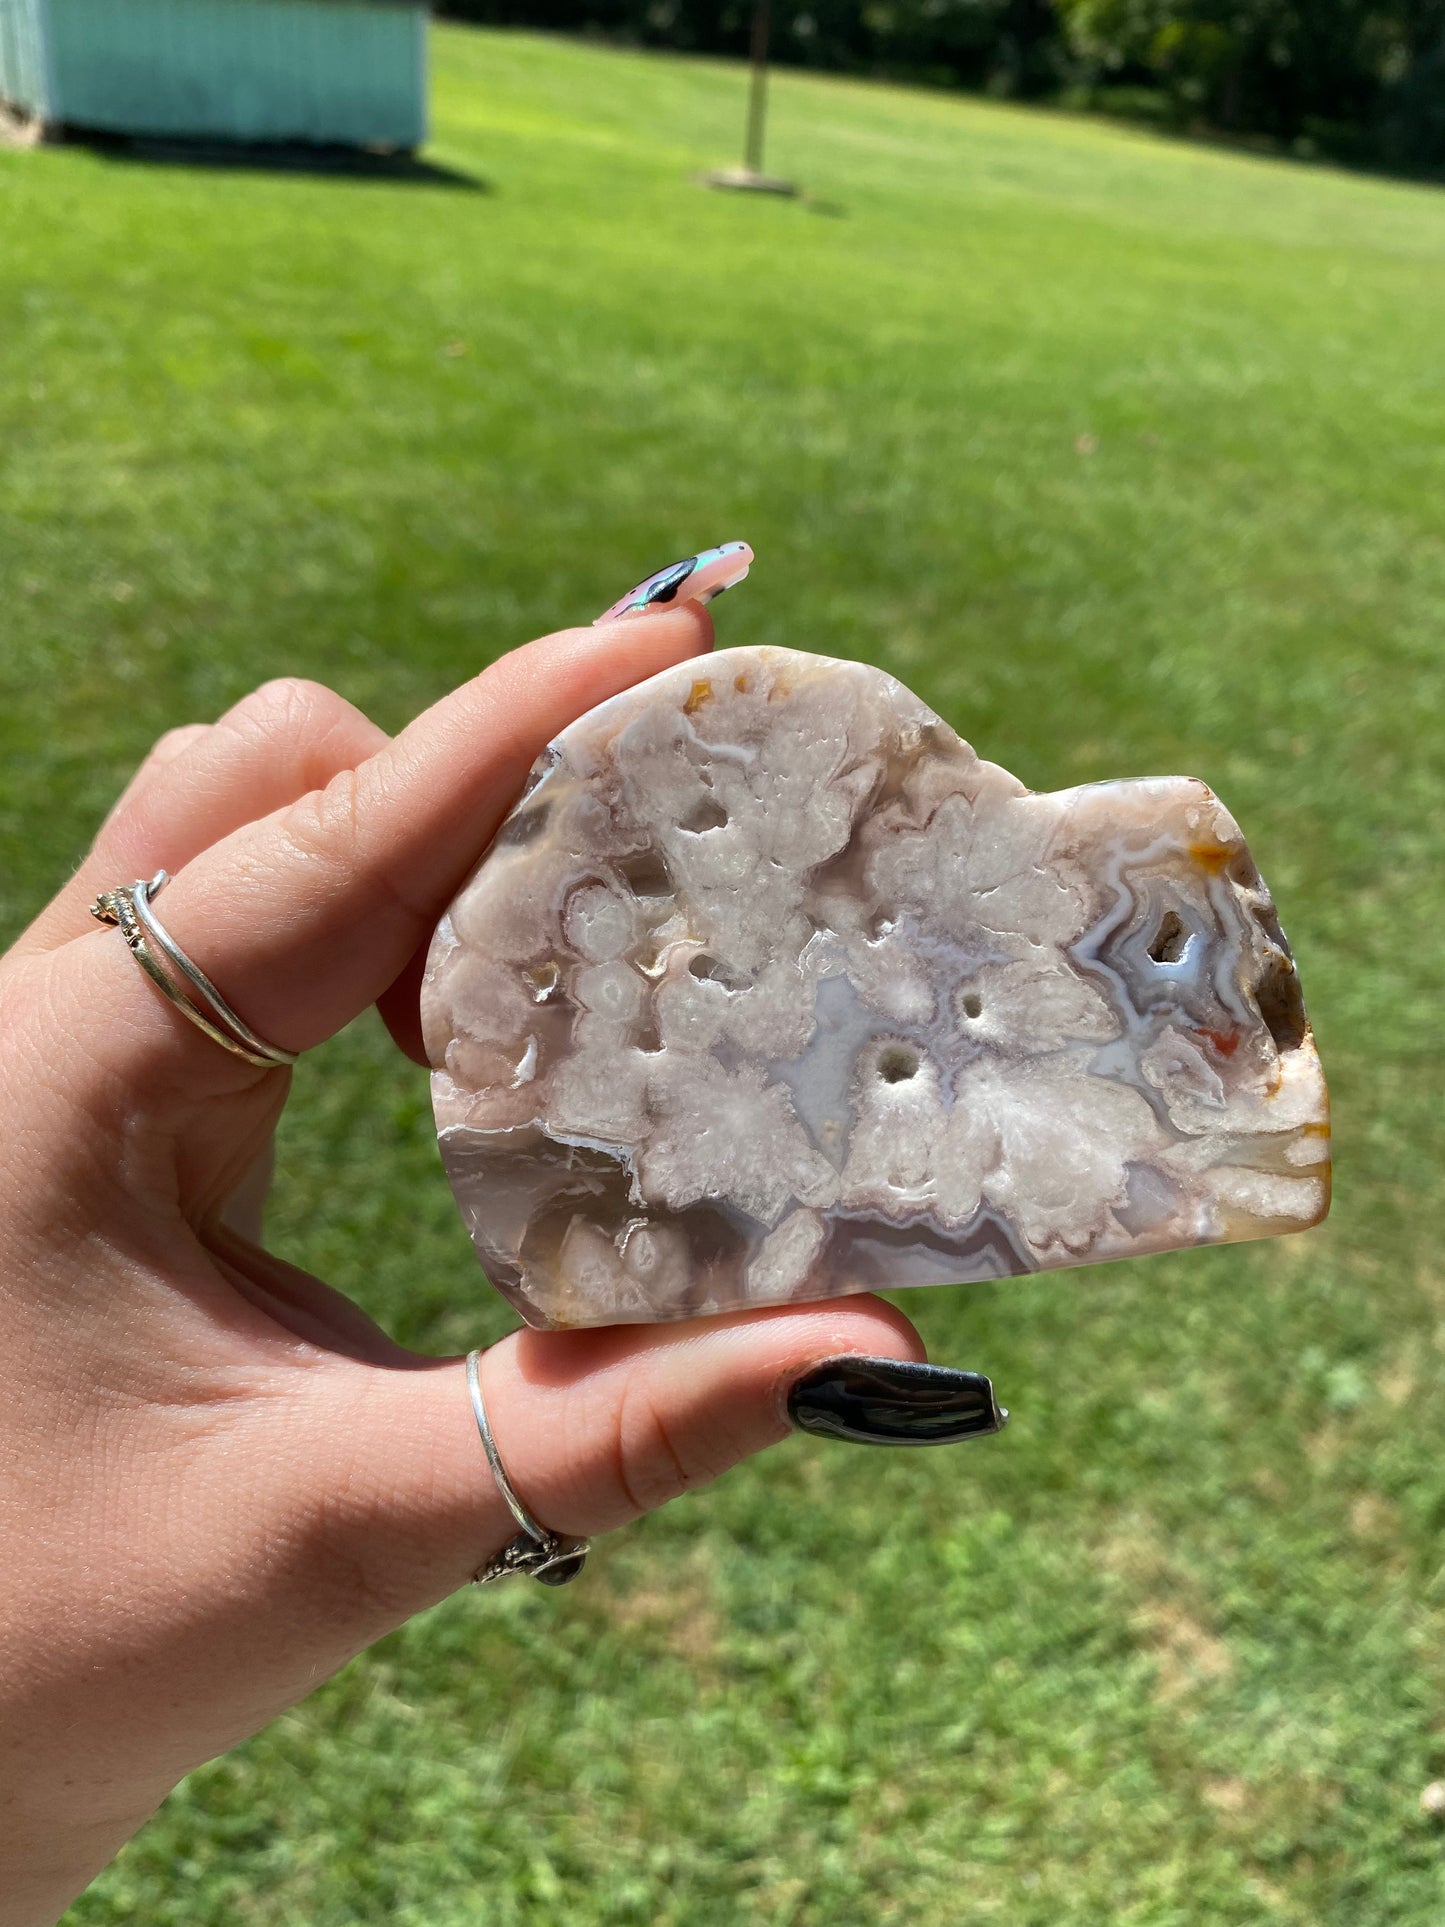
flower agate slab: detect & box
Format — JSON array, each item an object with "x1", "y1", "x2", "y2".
[{"x1": 423, "y1": 647, "x2": 1329, "y2": 1329}]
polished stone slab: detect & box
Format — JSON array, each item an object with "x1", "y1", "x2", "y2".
[{"x1": 424, "y1": 647, "x2": 1329, "y2": 1328}]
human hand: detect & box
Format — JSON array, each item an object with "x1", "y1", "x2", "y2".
[{"x1": 0, "y1": 576, "x2": 991, "y2": 1924}]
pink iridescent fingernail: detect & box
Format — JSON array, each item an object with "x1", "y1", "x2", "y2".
[{"x1": 594, "y1": 541, "x2": 754, "y2": 624}]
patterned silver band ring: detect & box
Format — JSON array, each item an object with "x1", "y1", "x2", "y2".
[{"x1": 465, "y1": 1349, "x2": 589, "y2": 1587}]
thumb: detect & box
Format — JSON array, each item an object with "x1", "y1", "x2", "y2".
[{"x1": 288, "y1": 1295, "x2": 1000, "y2": 1633}]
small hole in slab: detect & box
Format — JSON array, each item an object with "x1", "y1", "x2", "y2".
[
  {"x1": 524, "y1": 960, "x2": 562, "y2": 1004},
  {"x1": 633, "y1": 1015, "x2": 662, "y2": 1054},
  {"x1": 680, "y1": 797, "x2": 728, "y2": 833},
  {"x1": 688, "y1": 953, "x2": 744, "y2": 991},
  {"x1": 877, "y1": 1044, "x2": 920, "y2": 1084},
  {"x1": 1255, "y1": 953, "x2": 1307, "y2": 1053},
  {"x1": 1147, "y1": 910, "x2": 1188, "y2": 965},
  {"x1": 618, "y1": 851, "x2": 672, "y2": 899},
  {"x1": 960, "y1": 990, "x2": 983, "y2": 1020}
]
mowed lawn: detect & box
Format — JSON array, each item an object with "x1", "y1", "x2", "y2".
[{"x1": 3, "y1": 25, "x2": 1444, "y2": 1924}]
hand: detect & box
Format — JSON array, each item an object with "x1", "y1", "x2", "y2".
[{"x1": 0, "y1": 597, "x2": 944, "y2": 1924}]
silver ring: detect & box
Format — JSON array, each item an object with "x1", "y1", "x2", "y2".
[
  {"x1": 465, "y1": 1349, "x2": 589, "y2": 1587},
  {"x1": 90, "y1": 871, "x2": 297, "y2": 1070}
]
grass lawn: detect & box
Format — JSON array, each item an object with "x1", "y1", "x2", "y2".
[{"x1": 3, "y1": 24, "x2": 1444, "y2": 1923}]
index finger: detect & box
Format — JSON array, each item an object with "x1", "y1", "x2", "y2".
[{"x1": 73, "y1": 605, "x2": 715, "y2": 1088}]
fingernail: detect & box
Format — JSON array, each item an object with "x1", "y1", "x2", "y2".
[
  {"x1": 594, "y1": 541, "x2": 754, "y2": 624},
  {"x1": 787, "y1": 1356, "x2": 1008, "y2": 1447}
]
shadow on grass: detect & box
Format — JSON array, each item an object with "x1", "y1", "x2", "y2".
[{"x1": 68, "y1": 128, "x2": 490, "y2": 192}]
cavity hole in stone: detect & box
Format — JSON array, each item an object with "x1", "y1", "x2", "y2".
[
  {"x1": 1147, "y1": 910, "x2": 1188, "y2": 964},
  {"x1": 524, "y1": 960, "x2": 562, "y2": 1003},
  {"x1": 1249, "y1": 898, "x2": 1289, "y2": 952},
  {"x1": 867, "y1": 911, "x2": 897, "y2": 942},
  {"x1": 961, "y1": 990, "x2": 983, "y2": 1020},
  {"x1": 617, "y1": 851, "x2": 672, "y2": 899},
  {"x1": 680, "y1": 796, "x2": 728, "y2": 833},
  {"x1": 689, "y1": 953, "x2": 744, "y2": 991},
  {"x1": 1255, "y1": 953, "x2": 1307, "y2": 1053},
  {"x1": 877, "y1": 1044, "x2": 920, "y2": 1084},
  {"x1": 633, "y1": 1013, "x2": 662, "y2": 1054}
]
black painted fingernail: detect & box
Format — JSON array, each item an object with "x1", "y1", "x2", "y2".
[{"x1": 787, "y1": 1356, "x2": 1008, "y2": 1447}]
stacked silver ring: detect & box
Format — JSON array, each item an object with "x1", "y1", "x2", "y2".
[{"x1": 90, "y1": 872, "x2": 296, "y2": 1069}]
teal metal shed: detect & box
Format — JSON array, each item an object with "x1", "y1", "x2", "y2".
[{"x1": 0, "y1": 0, "x2": 427, "y2": 150}]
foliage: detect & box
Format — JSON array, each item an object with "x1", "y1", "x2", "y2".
[
  {"x1": 444, "y1": 0, "x2": 1061, "y2": 95},
  {"x1": 1052, "y1": 0, "x2": 1445, "y2": 159},
  {"x1": 440, "y1": 0, "x2": 1445, "y2": 165},
  {"x1": 2, "y1": 24, "x2": 1444, "y2": 1923}
]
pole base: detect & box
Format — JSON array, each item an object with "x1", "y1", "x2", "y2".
[{"x1": 702, "y1": 166, "x2": 799, "y2": 197}]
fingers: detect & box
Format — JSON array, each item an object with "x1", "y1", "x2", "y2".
[
  {"x1": 73, "y1": 606, "x2": 714, "y2": 1088},
  {"x1": 293, "y1": 1295, "x2": 928, "y2": 1628},
  {"x1": 20, "y1": 680, "x2": 388, "y2": 957}
]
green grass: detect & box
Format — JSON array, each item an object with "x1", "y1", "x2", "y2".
[{"x1": 3, "y1": 25, "x2": 1444, "y2": 1923}]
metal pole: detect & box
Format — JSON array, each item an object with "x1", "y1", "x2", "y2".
[
  {"x1": 744, "y1": 0, "x2": 771, "y2": 176},
  {"x1": 701, "y1": 0, "x2": 796, "y2": 195}
]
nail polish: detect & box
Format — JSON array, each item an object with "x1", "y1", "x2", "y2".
[
  {"x1": 595, "y1": 541, "x2": 754, "y2": 624},
  {"x1": 787, "y1": 1356, "x2": 1008, "y2": 1446}
]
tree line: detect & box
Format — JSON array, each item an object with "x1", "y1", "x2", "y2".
[{"x1": 440, "y1": 0, "x2": 1445, "y2": 170}]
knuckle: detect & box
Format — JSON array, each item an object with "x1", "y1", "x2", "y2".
[
  {"x1": 147, "y1": 721, "x2": 210, "y2": 769},
  {"x1": 275, "y1": 768, "x2": 426, "y2": 924},
  {"x1": 218, "y1": 678, "x2": 386, "y2": 802},
  {"x1": 228, "y1": 676, "x2": 347, "y2": 750},
  {"x1": 611, "y1": 1375, "x2": 719, "y2": 1519},
  {"x1": 278, "y1": 764, "x2": 366, "y2": 867}
]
